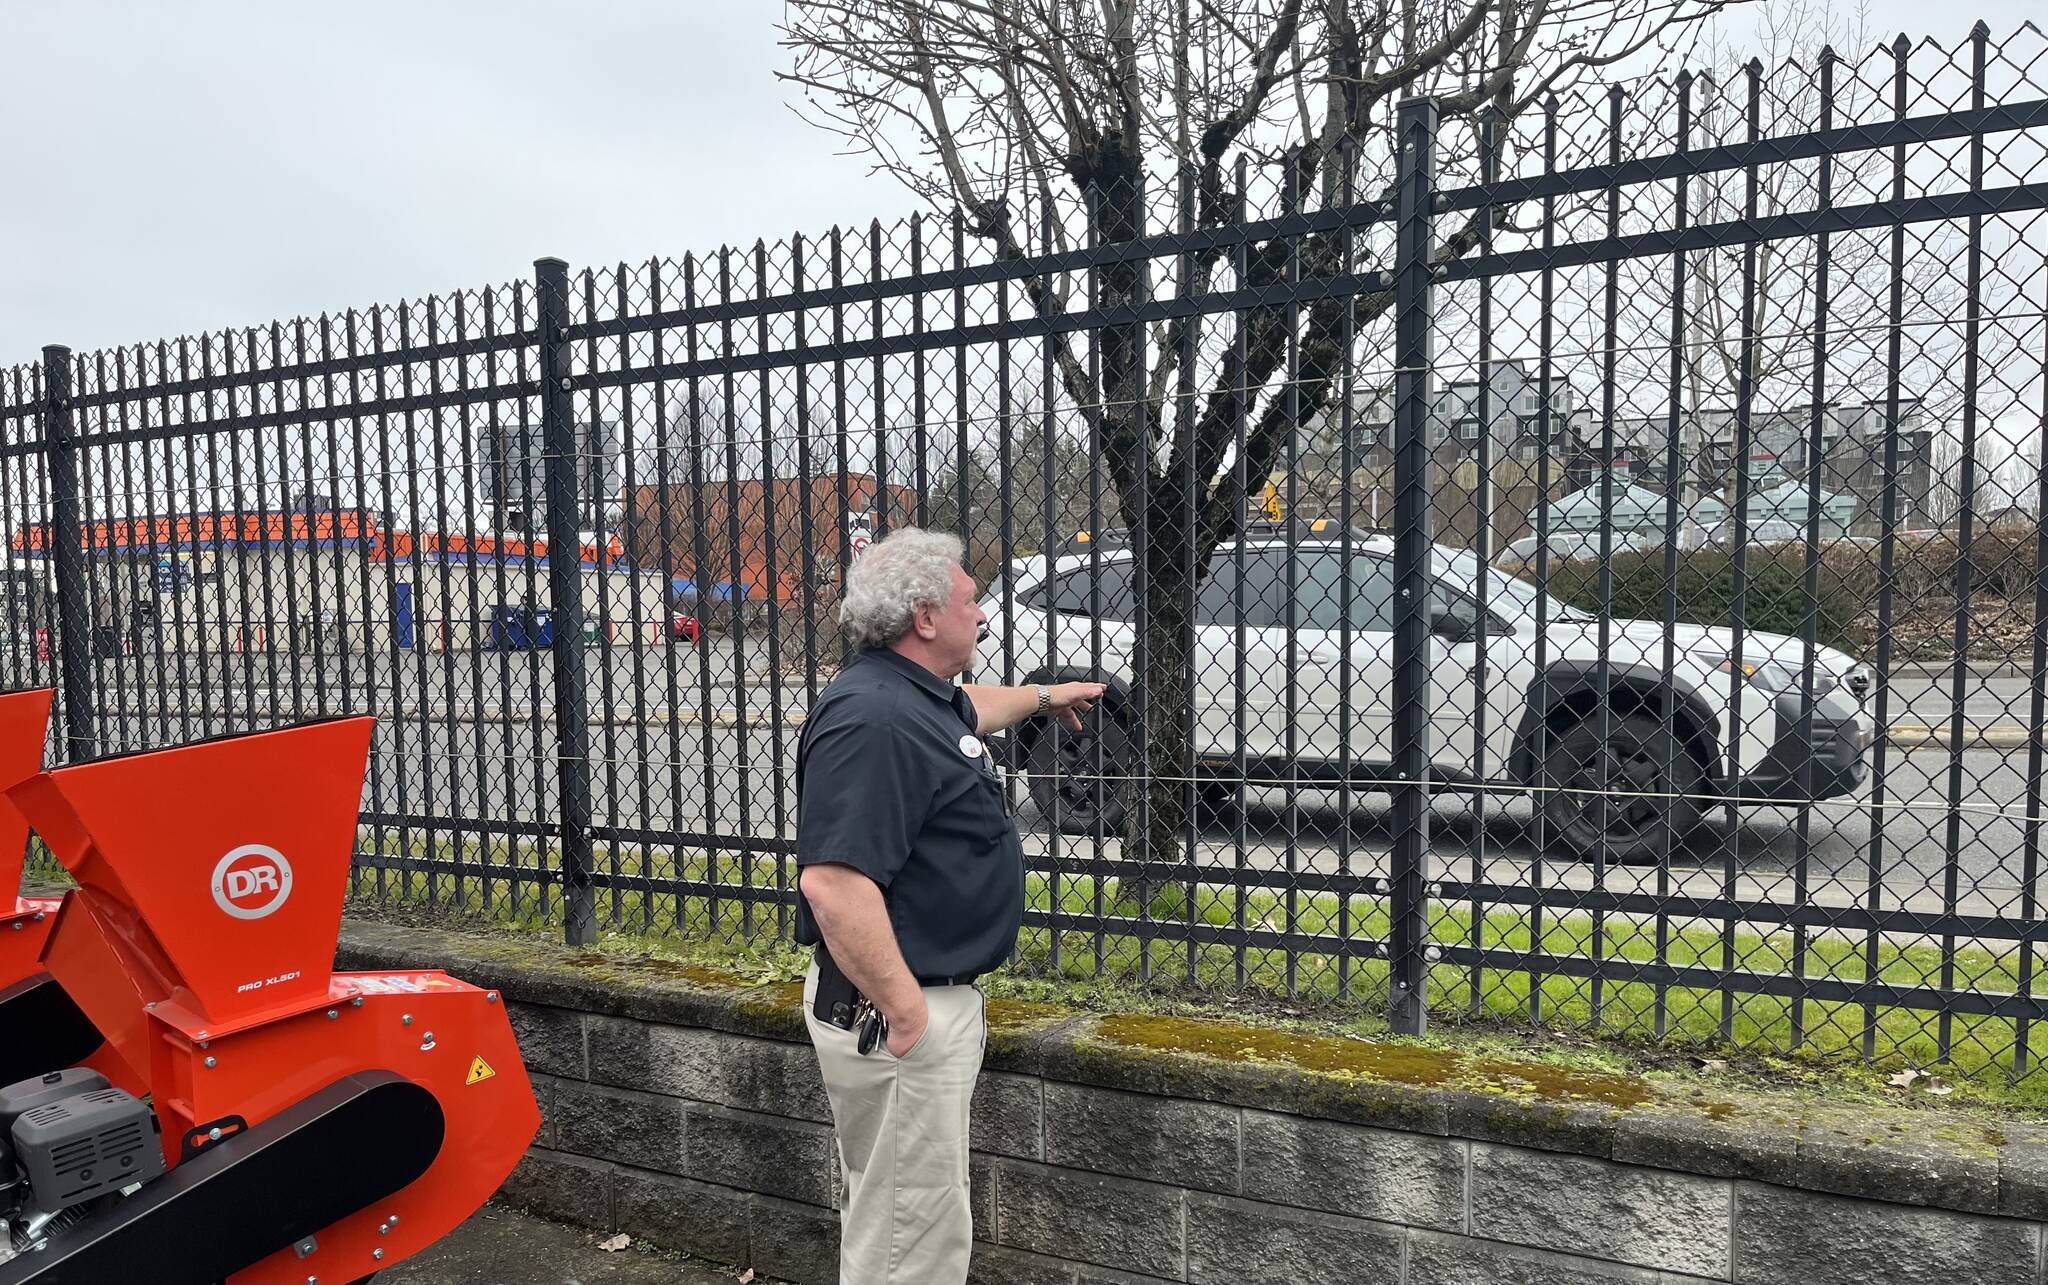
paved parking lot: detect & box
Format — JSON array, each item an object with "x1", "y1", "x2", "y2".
[
  {"x1": 31, "y1": 640, "x2": 2040, "y2": 932},
  {"x1": 76, "y1": 696, "x2": 2041, "y2": 927}
]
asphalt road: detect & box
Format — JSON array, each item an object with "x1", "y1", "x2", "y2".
[
  {"x1": 19, "y1": 635, "x2": 2040, "y2": 932},
  {"x1": 52, "y1": 642, "x2": 2048, "y2": 742},
  {"x1": 79, "y1": 692, "x2": 2046, "y2": 927}
]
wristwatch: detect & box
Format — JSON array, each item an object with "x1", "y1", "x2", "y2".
[{"x1": 1036, "y1": 684, "x2": 1052, "y2": 717}]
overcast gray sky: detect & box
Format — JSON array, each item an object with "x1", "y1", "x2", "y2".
[
  {"x1": 0, "y1": 0, "x2": 921, "y2": 362},
  {"x1": 1, "y1": 0, "x2": 2039, "y2": 363}
]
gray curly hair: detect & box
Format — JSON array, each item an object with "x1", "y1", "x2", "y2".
[{"x1": 839, "y1": 527, "x2": 966, "y2": 650}]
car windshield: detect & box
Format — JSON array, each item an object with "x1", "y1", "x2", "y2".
[{"x1": 1434, "y1": 550, "x2": 1588, "y2": 622}]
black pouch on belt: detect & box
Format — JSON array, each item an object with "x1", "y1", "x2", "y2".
[{"x1": 812, "y1": 945, "x2": 862, "y2": 1030}]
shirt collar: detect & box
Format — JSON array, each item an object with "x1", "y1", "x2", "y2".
[{"x1": 853, "y1": 646, "x2": 961, "y2": 705}]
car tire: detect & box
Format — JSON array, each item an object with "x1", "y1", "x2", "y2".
[
  {"x1": 1537, "y1": 710, "x2": 1704, "y2": 865},
  {"x1": 1025, "y1": 709, "x2": 1133, "y2": 835}
]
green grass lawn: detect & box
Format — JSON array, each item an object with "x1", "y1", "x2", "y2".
[{"x1": 324, "y1": 826, "x2": 2048, "y2": 1110}]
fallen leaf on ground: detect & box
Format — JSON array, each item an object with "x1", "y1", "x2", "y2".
[
  {"x1": 738, "y1": 1271, "x2": 756, "y2": 1283},
  {"x1": 1926, "y1": 1079, "x2": 1954, "y2": 1097},
  {"x1": 1887, "y1": 1068, "x2": 1921, "y2": 1089},
  {"x1": 598, "y1": 1233, "x2": 631, "y2": 1252}
]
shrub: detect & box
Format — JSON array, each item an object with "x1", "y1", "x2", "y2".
[
  {"x1": 1527, "y1": 546, "x2": 1863, "y2": 653},
  {"x1": 1510, "y1": 526, "x2": 2040, "y2": 661}
]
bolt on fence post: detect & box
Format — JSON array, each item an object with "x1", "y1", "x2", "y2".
[
  {"x1": 535, "y1": 257, "x2": 598, "y2": 947},
  {"x1": 1388, "y1": 97, "x2": 1438, "y2": 1037},
  {"x1": 42, "y1": 345, "x2": 94, "y2": 764}
]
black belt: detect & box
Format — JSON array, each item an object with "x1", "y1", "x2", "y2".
[{"x1": 813, "y1": 945, "x2": 976, "y2": 993}]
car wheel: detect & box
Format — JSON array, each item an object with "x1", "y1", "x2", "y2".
[
  {"x1": 1026, "y1": 709, "x2": 1132, "y2": 835},
  {"x1": 1537, "y1": 711, "x2": 1704, "y2": 865}
]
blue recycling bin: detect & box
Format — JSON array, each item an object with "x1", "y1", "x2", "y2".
[
  {"x1": 489, "y1": 606, "x2": 526, "y2": 650},
  {"x1": 488, "y1": 605, "x2": 555, "y2": 649}
]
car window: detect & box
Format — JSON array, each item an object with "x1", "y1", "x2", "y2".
[
  {"x1": 1336, "y1": 553, "x2": 1504, "y2": 635},
  {"x1": 1237, "y1": 549, "x2": 1396, "y2": 631},
  {"x1": 1430, "y1": 580, "x2": 1481, "y2": 633},
  {"x1": 1041, "y1": 559, "x2": 1136, "y2": 622},
  {"x1": 1031, "y1": 552, "x2": 1256, "y2": 625},
  {"x1": 1193, "y1": 557, "x2": 1242, "y2": 626},
  {"x1": 1037, "y1": 547, "x2": 1416, "y2": 635},
  {"x1": 1345, "y1": 556, "x2": 1397, "y2": 631},
  {"x1": 1441, "y1": 548, "x2": 1578, "y2": 622},
  {"x1": 1235, "y1": 551, "x2": 1300, "y2": 628},
  {"x1": 1035, "y1": 555, "x2": 1246, "y2": 626}
]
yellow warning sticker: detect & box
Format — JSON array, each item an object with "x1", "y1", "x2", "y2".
[{"x1": 466, "y1": 1056, "x2": 496, "y2": 1086}]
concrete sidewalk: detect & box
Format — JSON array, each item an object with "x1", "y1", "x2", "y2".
[
  {"x1": 383, "y1": 1203, "x2": 775, "y2": 1285},
  {"x1": 1884, "y1": 721, "x2": 2041, "y2": 750}
]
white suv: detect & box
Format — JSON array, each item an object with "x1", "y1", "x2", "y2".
[{"x1": 976, "y1": 529, "x2": 1876, "y2": 864}]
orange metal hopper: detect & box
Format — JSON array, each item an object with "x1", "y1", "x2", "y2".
[{"x1": 2, "y1": 716, "x2": 539, "y2": 1285}]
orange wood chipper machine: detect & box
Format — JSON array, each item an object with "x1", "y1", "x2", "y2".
[{"x1": 0, "y1": 690, "x2": 539, "y2": 1284}]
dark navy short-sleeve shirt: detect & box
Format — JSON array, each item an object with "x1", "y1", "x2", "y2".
[{"x1": 793, "y1": 647, "x2": 1025, "y2": 980}]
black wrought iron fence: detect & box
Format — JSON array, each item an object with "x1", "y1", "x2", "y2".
[{"x1": 6, "y1": 26, "x2": 2048, "y2": 1080}]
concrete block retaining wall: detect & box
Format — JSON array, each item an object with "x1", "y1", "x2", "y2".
[{"x1": 339, "y1": 923, "x2": 2048, "y2": 1285}]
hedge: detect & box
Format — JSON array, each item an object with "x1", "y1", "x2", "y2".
[{"x1": 1513, "y1": 525, "x2": 2040, "y2": 661}]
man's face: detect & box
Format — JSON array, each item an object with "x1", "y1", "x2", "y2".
[{"x1": 918, "y1": 563, "x2": 987, "y2": 678}]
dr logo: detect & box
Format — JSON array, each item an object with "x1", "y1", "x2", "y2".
[{"x1": 211, "y1": 845, "x2": 294, "y2": 920}]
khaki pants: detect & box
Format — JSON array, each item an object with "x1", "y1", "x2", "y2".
[{"x1": 802, "y1": 962, "x2": 987, "y2": 1285}]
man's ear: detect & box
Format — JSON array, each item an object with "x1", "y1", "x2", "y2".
[{"x1": 912, "y1": 606, "x2": 939, "y2": 640}]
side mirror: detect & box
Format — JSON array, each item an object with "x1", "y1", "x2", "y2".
[{"x1": 1431, "y1": 612, "x2": 1476, "y2": 643}]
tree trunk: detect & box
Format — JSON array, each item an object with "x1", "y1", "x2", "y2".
[{"x1": 1133, "y1": 528, "x2": 1197, "y2": 873}]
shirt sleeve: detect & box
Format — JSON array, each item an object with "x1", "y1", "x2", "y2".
[{"x1": 796, "y1": 711, "x2": 931, "y2": 888}]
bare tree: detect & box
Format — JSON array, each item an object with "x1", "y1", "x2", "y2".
[
  {"x1": 929, "y1": 406, "x2": 1124, "y2": 583},
  {"x1": 1683, "y1": 1, "x2": 1875, "y2": 414},
  {"x1": 1674, "y1": 3, "x2": 2029, "y2": 500},
  {"x1": 782, "y1": 0, "x2": 1734, "y2": 862}
]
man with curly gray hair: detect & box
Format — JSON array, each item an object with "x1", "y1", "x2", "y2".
[{"x1": 795, "y1": 526, "x2": 1103, "y2": 1284}]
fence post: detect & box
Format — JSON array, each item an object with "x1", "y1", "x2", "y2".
[
  {"x1": 1388, "y1": 98, "x2": 1438, "y2": 1036},
  {"x1": 42, "y1": 345, "x2": 93, "y2": 764},
  {"x1": 535, "y1": 257, "x2": 598, "y2": 947}
]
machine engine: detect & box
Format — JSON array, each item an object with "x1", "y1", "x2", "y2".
[{"x1": 0, "y1": 1069, "x2": 164, "y2": 1266}]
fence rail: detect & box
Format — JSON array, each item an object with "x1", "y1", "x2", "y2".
[{"x1": 10, "y1": 26, "x2": 2048, "y2": 1081}]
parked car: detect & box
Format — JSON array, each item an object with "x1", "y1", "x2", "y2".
[
  {"x1": 1703, "y1": 522, "x2": 1887, "y2": 551},
  {"x1": 979, "y1": 532, "x2": 1875, "y2": 864},
  {"x1": 672, "y1": 611, "x2": 702, "y2": 644},
  {"x1": 1496, "y1": 525, "x2": 1709, "y2": 568}
]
